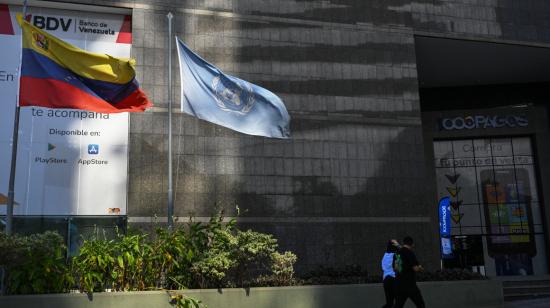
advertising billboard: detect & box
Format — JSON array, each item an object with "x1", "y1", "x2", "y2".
[{"x1": 0, "y1": 4, "x2": 131, "y2": 215}]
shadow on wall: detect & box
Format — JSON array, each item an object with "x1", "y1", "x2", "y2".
[
  {"x1": 128, "y1": 114, "x2": 438, "y2": 273},
  {"x1": 388, "y1": 0, "x2": 547, "y2": 43},
  {"x1": 127, "y1": 5, "x2": 437, "y2": 273},
  {"x1": 195, "y1": 0, "x2": 424, "y2": 27},
  {"x1": 231, "y1": 122, "x2": 437, "y2": 274}
]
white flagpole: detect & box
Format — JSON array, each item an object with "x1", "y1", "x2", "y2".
[
  {"x1": 5, "y1": 0, "x2": 28, "y2": 235},
  {"x1": 166, "y1": 12, "x2": 174, "y2": 231}
]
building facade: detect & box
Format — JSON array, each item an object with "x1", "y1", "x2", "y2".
[{"x1": 1, "y1": 0, "x2": 550, "y2": 276}]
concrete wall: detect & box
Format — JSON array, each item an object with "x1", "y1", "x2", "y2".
[
  {"x1": 0, "y1": 280, "x2": 504, "y2": 308},
  {"x1": 40, "y1": 0, "x2": 550, "y2": 273}
]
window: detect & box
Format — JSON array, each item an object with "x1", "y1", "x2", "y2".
[{"x1": 434, "y1": 137, "x2": 547, "y2": 276}]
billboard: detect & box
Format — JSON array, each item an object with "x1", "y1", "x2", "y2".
[{"x1": 0, "y1": 4, "x2": 132, "y2": 215}]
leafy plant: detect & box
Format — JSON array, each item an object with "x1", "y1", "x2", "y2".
[
  {"x1": 0, "y1": 231, "x2": 72, "y2": 294},
  {"x1": 112, "y1": 233, "x2": 155, "y2": 291},
  {"x1": 270, "y1": 251, "x2": 298, "y2": 286},
  {"x1": 252, "y1": 251, "x2": 299, "y2": 287},
  {"x1": 154, "y1": 214, "x2": 237, "y2": 289},
  {"x1": 230, "y1": 230, "x2": 277, "y2": 286},
  {"x1": 169, "y1": 292, "x2": 206, "y2": 308},
  {"x1": 1, "y1": 210, "x2": 300, "y2": 299},
  {"x1": 301, "y1": 265, "x2": 368, "y2": 285},
  {"x1": 72, "y1": 238, "x2": 117, "y2": 293},
  {"x1": 416, "y1": 268, "x2": 487, "y2": 281},
  {"x1": 188, "y1": 221, "x2": 281, "y2": 288}
]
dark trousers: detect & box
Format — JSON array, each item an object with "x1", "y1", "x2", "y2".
[
  {"x1": 394, "y1": 283, "x2": 425, "y2": 308},
  {"x1": 382, "y1": 276, "x2": 396, "y2": 308}
]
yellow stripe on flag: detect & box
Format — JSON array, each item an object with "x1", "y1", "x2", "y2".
[{"x1": 17, "y1": 14, "x2": 135, "y2": 84}]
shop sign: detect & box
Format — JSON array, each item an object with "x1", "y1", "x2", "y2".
[{"x1": 439, "y1": 115, "x2": 528, "y2": 131}]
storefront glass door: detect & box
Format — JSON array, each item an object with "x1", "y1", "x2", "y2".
[{"x1": 434, "y1": 137, "x2": 547, "y2": 276}]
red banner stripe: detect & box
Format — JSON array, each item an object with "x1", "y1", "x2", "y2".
[
  {"x1": 0, "y1": 4, "x2": 14, "y2": 35},
  {"x1": 116, "y1": 15, "x2": 132, "y2": 44}
]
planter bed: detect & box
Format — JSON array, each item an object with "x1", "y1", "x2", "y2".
[{"x1": 0, "y1": 280, "x2": 503, "y2": 308}]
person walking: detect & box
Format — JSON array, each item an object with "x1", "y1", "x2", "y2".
[
  {"x1": 393, "y1": 236, "x2": 425, "y2": 308},
  {"x1": 381, "y1": 239, "x2": 400, "y2": 308}
]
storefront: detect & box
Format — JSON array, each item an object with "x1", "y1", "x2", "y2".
[{"x1": 423, "y1": 106, "x2": 550, "y2": 276}]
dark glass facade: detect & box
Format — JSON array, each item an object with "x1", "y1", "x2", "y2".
[{"x1": 2, "y1": 0, "x2": 550, "y2": 276}]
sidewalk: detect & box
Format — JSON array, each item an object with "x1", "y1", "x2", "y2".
[{"x1": 485, "y1": 298, "x2": 550, "y2": 308}]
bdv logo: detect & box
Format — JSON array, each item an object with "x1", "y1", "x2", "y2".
[{"x1": 31, "y1": 15, "x2": 72, "y2": 32}]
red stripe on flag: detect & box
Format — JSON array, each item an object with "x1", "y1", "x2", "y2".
[
  {"x1": 20, "y1": 77, "x2": 152, "y2": 113},
  {"x1": 113, "y1": 88, "x2": 153, "y2": 111},
  {"x1": 0, "y1": 4, "x2": 14, "y2": 35},
  {"x1": 116, "y1": 15, "x2": 132, "y2": 44}
]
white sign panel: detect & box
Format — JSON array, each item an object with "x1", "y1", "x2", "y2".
[{"x1": 0, "y1": 4, "x2": 132, "y2": 215}]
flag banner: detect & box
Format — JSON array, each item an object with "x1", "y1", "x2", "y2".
[
  {"x1": 176, "y1": 37, "x2": 290, "y2": 138},
  {"x1": 1, "y1": 6, "x2": 134, "y2": 216},
  {"x1": 17, "y1": 15, "x2": 152, "y2": 113},
  {"x1": 439, "y1": 196, "x2": 452, "y2": 237}
]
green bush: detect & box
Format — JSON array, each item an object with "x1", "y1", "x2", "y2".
[
  {"x1": 253, "y1": 251, "x2": 299, "y2": 287},
  {"x1": 1, "y1": 224, "x2": 491, "y2": 297},
  {"x1": 3, "y1": 221, "x2": 294, "y2": 298},
  {"x1": 416, "y1": 268, "x2": 487, "y2": 281},
  {"x1": 71, "y1": 231, "x2": 164, "y2": 293},
  {"x1": 69, "y1": 212, "x2": 297, "y2": 292},
  {"x1": 169, "y1": 292, "x2": 205, "y2": 308},
  {"x1": 270, "y1": 251, "x2": 298, "y2": 285},
  {"x1": 366, "y1": 268, "x2": 487, "y2": 284},
  {"x1": 187, "y1": 216, "x2": 238, "y2": 288},
  {"x1": 71, "y1": 237, "x2": 117, "y2": 293},
  {"x1": 301, "y1": 265, "x2": 369, "y2": 285},
  {"x1": 0, "y1": 231, "x2": 72, "y2": 294},
  {"x1": 230, "y1": 230, "x2": 278, "y2": 286},
  {"x1": 152, "y1": 226, "x2": 196, "y2": 289}
]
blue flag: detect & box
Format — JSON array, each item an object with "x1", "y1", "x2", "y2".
[
  {"x1": 176, "y1": 37, "x2": 290, "y2": 138},
  {"x1": 439, "y1": 196, "x2": 451, "y2": 237}
]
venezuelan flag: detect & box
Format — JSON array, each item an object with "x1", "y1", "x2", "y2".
[{"x1": 17, "y1": 15, "x2": 152, "y2": 113}]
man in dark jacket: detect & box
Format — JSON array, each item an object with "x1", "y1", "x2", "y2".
[{"x1": 393, "y1": 236, "x2": 425, "y2": 308}]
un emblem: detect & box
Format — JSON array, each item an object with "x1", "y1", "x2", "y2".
[{"x1": 212, "y1": 75, "x2": 255, "y2": 115}]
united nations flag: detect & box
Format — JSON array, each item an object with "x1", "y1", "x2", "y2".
[{"x1": 176, "y1": 37, "x2": 290, "y2": 138}]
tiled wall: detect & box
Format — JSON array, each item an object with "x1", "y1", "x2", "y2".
[{"x1": 57, "y1": 0, "x2": 550, "y2": 271}]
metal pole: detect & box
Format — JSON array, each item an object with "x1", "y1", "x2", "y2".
[
  {"x1": 6, "y1": 1, "x2": 28, "y2": 235},
  {"x1": 166, "y1": 12, "x2": 174, "y2": 231},
  {"x1": 5, "y1": 107, "x2": 20, "y2": 236},
  {"x1": 22, "y1": 0, "x2": 28, "y2": 17}
]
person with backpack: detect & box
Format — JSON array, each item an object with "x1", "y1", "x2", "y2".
[
  {"x1": 393, "y1": 236, "x2": 425, "y2": 308},
  {"x1": 381, "y1": 239, "x2": 400, "y2": 308}
]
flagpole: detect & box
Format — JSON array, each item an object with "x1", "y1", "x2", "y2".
[
  {"x1": 5, "y1": 109, "x2": 20, "y2": 236},
  {"x1": 166, "y1": 12, "x2": 174, "y2": 231},
  {"x1": 5, "y1": 1, "x2": 29, "y2": 236}
]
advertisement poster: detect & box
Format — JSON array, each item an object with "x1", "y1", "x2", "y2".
[{"x1": 0, "y1": 4, "x2": 131, "y2": 215}]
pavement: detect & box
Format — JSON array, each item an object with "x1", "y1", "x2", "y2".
[{"x1": 497, "y1": 298, "x2": 550, "y2": 308}]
